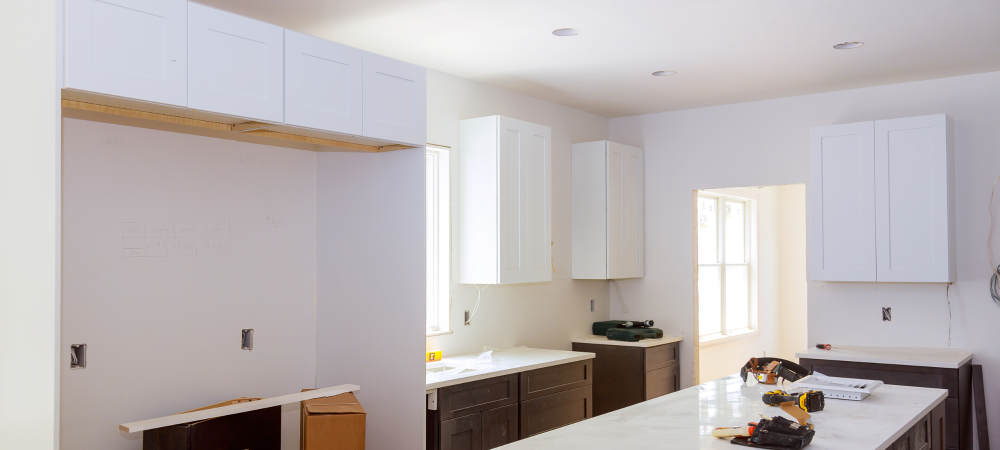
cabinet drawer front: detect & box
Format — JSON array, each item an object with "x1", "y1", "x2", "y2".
[
  {"x1": 645, "y1": 365, "x2": 679, "y2": 400},
  {"x1": 440, "y1": 413, "x2": 482, "y2": 450},
  {"x1": 520, "y1": 360, "x2": 592, "y2": 401},
  {"x1": 482, "y1": 404, "x2": 518, "y2": 449},
  {"x1": 519, "y1": 385, "x2": 592, "y2": 439},
  {"x1": 439, "y1": 374, "x2": 518, "y2": 421},
  {"x1": 644, "y1": 343, "x2": 678, "y2": 371}
]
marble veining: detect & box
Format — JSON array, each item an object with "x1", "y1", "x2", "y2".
[
  {"x1": 796, "y1": 345, "x2": 972, "y2": 369},
  {"x1": 571, "y1": 334, "x2": 683, "y2": 348},
  {"x1": 500, "y1": 374, "x2": 946, "y2": 450},
  {"x1": 425, "y1": 347, "x2": 594, "y2": 390}
]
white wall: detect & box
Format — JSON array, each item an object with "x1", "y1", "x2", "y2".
[
  {"x1": 0, "y1": 1, "x2": 60, "y2": 450},
  {"x1": 61, "y1": 118, "x2": 318, "y2": 450},
  {"x1": 315, "y1": 149, "x2": 426, "y2": 450},
  {"x1": 425, "y1": 70, "x2": 612, "y2": 357},
  {"x1": 698, "y1": 185, "x2": 807, "y2": 382},
  {"x1": 609, "y1": 70, "x2": 1000, "y2": 444}
]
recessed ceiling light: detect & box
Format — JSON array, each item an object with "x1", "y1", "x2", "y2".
[
  {"x1": 552, "y1": 28, "x2": 580, "y2": 37},
  {"x1": 834, "y1": 42, "x2": 864, "y2": 50},
  {"x1": 652, "y1": 71, "x2": 677, "y2": 77}
]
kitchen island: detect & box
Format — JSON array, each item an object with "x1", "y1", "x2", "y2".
[{"x1": 498, "y1": 374, "x2": 947, "y2": 450}]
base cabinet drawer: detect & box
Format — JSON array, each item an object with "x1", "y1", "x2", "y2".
[
  {"x1": 645, "y1": 364, "x2": 679, "y2": 400},
  {"x1": 520, "y1": 359, "x2": 592, "y2": 401},
  {"x1": 439, "y1": 374, "x2": 518, "y2": 421},
  {"x1": 440, "y1": 413, "x2": 482, "y2": 450},
  {"x1": 519, "y1": 385, "x2": 592, "y2": 439},
  {"x1": 482, "y1": 404, "x2": 518, "y2": 449}
]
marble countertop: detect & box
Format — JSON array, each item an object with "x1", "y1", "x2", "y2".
[
  {"x1": 500, "y1": 374, "x2": 946, "y2": 450},
  {"x1": 425, "y1": 347, "x2": 594, "y2": 390},
  {"x1": 571, "y1": 334, "x2": 683, "y2": 347},
  {"x1": 796, "y1": 346, "x2": 972, "y2": 369}
]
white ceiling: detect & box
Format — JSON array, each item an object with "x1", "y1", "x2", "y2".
[{"x1": 201, "y1": 0, "x2": 1000, "y2": 118}]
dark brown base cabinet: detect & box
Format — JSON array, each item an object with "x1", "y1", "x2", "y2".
[
  {"x1": 571, "y1": 341, "x2": 679, "y2": 416},
  {"x1": 427, "y1": 360, "x2": 594, "y2": 450},
  {"x1": 799, "y1": 358, "x2": 969, "y2": 450},
  {"x1": 889, "y1": 401, "x2": 946, "y2": 450}
]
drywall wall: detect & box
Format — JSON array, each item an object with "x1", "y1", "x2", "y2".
[
  {"x1": 698, "y1": 185, "x2": 807, "y2": 382},
  {"x1": 777, "y1": 185, "x2": 808, "y2": 360},
  {"x1": 425, "y1": 69, "x2": 612, "y2": 357},
  {"x1": 315, "y1": 148, "x2": 426, "y2": 450},
  {"x1": 609, "y1": 70, "x2": 1000, "y2": 445},
  {"x1": 0, "y1": 2, "x2": 60, "y2": 449},
  {"x1": 61, "y1": 119, "x2": 318, "y2": 450}
]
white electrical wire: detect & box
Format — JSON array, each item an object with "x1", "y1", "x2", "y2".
[
  {"x1": 610, "y1": 280, "x2": 628, "y2": 314},
  {"x1": 465, "y1": 284, "x2": 491, "y2": 325}
]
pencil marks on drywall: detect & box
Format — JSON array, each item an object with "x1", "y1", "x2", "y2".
[
  {"x1": 102, "y1": 137, "x2": 134, "y2": 148},
  {"x1": 239, "y1": 154, "x2": 264, "y2": 166},
  {"x1": 266, "y1": 212, "x2": 285, "y2": 229},
  {"x1": 121, "y1": 220, "x2": 231, "y2": 257}
]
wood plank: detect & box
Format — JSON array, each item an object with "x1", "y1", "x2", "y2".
[
  {"x1": 232, "y1": 121, "x2": 279, "y2": 132},
  {"x1": 377, "y1": 144, "x2": 415, "y2": 152},
  {"x1": 972, "y1": 365, "x2": 990, "y2": 450},
  {"x1": 119, "y1": 383, "x2": 359, "y2": 433},
  {"x1": 62, "y1": 99, "x2": 232, "y2": 132},
  {"x1": 242, "y1": 129, "x2": 380, "y2": 152}
]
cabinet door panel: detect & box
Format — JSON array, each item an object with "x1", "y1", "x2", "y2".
[
  {"x1": 607, "y1": 142, "x2": 644, "y2": 279},
  {"x1": 188, "y1": 3, "x2": 283, "y2": 122},
  {"x1": 809, "y1": 121, "x2": 876, "y2": 281},
  {"x1": 497, "y1": 117, "x2": 551, "y2": 284},
  {"x1": 875, "y1": 114, "x2": 953, "y2": 282},
  {"x1": 362, "y1": 52, "x2": 426, "y2": 146},
  {"x1": 284, "y1": 30, "x2": 362, "y2": 135},
  {"x1": 66, "y1": 0, "x2": 187, "y2": 106},
  {"x1": 482, "y1": 404, "x2": 518, "y2": 449},
  {"x1": 440, "y1": 413, "x2": 482, "y2": 450},
  {"x1": 519, "y1": 385, "x2": 592, "y2": 438}
]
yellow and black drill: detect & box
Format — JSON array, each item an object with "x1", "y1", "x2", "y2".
[{"x1": 761, "y1": 390, "x2": 825, "y2": 412}]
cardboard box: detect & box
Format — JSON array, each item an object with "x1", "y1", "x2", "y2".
[
  {"x1": 300, "y1": 391, "x2": 366, "y2": 450},
  {"x1": 142, "y1": 397, "x2": 280, "y2": 450}
]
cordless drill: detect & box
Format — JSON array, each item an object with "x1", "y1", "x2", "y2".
[{"x1": 761, "y1": 390, "x2": 825, "y2": 412}]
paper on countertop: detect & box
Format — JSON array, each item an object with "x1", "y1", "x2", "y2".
[{"x1": 426, "y1": 350, "x2": 493, "y2": 383}]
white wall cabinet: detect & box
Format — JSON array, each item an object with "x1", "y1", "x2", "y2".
[
  {"x1": 284, "y1": 30, "x2": 363, "y2": 135},
  {"x1": 66, "y1": 0, "x2": 188, "y2": 107},
  {"x1": 188, "y1": 3, "x2": 284, "y2": 123},
  {"x1": 809, "y1": 114, "x2": 954, "y2": 283},
  {"x1": 572, "y1": 141, "x2": 645, "y2": 279},
  {"x1": 362, "y1": 52, "x2": 427, "y2": 146},
  {"x1": 460, "y1": 116, "x2": 552, "y2": 284}
]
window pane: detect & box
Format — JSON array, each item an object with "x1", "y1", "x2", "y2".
[
  {"x1": 725, "y1": 265, "x2": 749, "y2": 332},
  {"x1": 698, "y1": 265, "x2": 722, "y2": 336},
  {"x1": 725, "y1": 201, "x2": 745, "y2": 264},
  {"x1": 697, "y1": 197, "x2": 718, "y2": 264}
]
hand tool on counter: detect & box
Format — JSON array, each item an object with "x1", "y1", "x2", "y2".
[
  {"x1": 741, "y1": 357, "x2": 810, "y2": 385},
  {"x1": 762, "y1": 390, "x2": 825, "y2": 412},
  {"x1": 729, "y1": 415, "x2": 815, "y2": 449}
]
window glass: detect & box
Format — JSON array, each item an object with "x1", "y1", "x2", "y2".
[
  {"x1": 697, "y1": 197, "x2": 718, "y2": 264},
  {"x1": 725, "y1": 201, "x2": 745, "y2": 264},
  {"x1": 725, "y1": 265, "x2": 750, "y2": 331},
  {"x1": 698, "y1": 266, "x2": 722, "y2": 336}
]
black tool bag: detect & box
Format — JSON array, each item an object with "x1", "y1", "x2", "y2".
[{"x1": 730, "y1": 416, "x2": 815, "y2": 449}]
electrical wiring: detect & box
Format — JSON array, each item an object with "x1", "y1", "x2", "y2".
[
  {"x1": 610, "y1": 279, "x2": 628, "y2": 314},
  {"x1": 990, "y1": 175, "x2": 1000, "y2": 307},
  {"x1": 465, "y1": 284, "x2": 491, "y2": 325}
]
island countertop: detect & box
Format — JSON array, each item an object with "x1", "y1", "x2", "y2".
[
  {"x1": 425, "y1": 347, "x2": 594, "y2": 390},
  {"x1": 498, "y1": 374, "x2": 947, "y2": 450},
  {"x1": 795, "y1": 346, "x2": 972, "y2": 369}
]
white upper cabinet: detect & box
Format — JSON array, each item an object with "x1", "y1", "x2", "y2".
[
  {"x1": 188, "y1": 3, "x2": 283, "y2": 123},
  {"x1": 875, "y1": 114, "x2": 955, "y2": 282},
  {"x1": 66, "y1": 0, "x2": 188, "y2": 106},
  {"x1": 284, "y1": 30, "x2": 363, "y2": 135},
  {"x1": 809, "y1": 114, "x2": 954, "y2": 283},
  {"x1": 460, "y1": 116, "x2": 551, "y2": 284},
  {"x1": 572, "y1": 141, "x2": 645, "y2": 280},
  {"x1": 362, "y1": 52, "x2": 427, "y2": 146}
]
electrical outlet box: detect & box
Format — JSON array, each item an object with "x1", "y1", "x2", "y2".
[
  {"x1": 241, "y1": 329, "x2": 254, "y2": 350},
  {"x1": 70, "y1": 344, "x2": 87, "y2": 369},
  {"x1": 590, "y1": 299, "x2": 595, "y2": 312},
  {"x1": 882, "y1": 307, "x2": 892, "y2": 321}
]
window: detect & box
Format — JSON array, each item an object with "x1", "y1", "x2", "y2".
[
  {"x1": 426, "y1": 146, "x2": 451, "y2": 336},
  {"x1": 697, "y1": 191, "x2": 755, "y2": 342}
]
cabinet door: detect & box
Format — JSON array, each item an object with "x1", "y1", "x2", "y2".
[
  {"x1": 284, "y1": 30, "x2": 362, "y2": 135},
  {"x1": 497, "y1": 116, "x2": 552, "y2": 284},
  {"x1": 875, "y1": 114, "x2": 954, "y2": 282},
  {"x1": 482, "y1": 404, "x2": 518, "y2": 449},
  {"x1": 66, "y1": 0, "x2": 187, "y2": 106},
  {"x1": 607, "y1": 142, "x2": 644, "y2": 279},
  {"x1": 188, "y1": 3, "x2": 283, "y2": 122},
  {"x1": 809, "y1": 121, "x2": 877, "y2": 281},
  {"x1": 362, "y1": 52, "x2": 426, "y2": 146},
  {"x1": 440, "y1": 413, "x2": 482, "y2": 450}
]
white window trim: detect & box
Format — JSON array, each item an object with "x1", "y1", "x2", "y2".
[
  {"x1": 697, "y1": 188, "x2": 759, "y2": 344},
  {"x1": 426, "y1": 146, "x2": 452, "y2": 336}
]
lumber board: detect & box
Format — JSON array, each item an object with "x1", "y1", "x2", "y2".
[
  {"x1": 241, "y1": 129, "x2": 382, "y2": 152},
  {"x1": 118, "y1": 383, "x2": 360, "y2": 433},
  {"x1": 973, "y1": 364, "x2": 990, "y2": 450},
  {"x1": 62, "y1": 100, "x2": 232, "y2": 132}
]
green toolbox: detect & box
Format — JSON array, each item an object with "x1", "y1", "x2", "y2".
[{"x1": 593, "y1": 320, "x2": 663, "y2": 342}]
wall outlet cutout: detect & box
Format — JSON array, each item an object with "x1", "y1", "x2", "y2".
[
  {"x1": 70, "y1": 344, "x2": 87, "y2": 369},
  {"x1": 464, "y1": 310, "x2": 471, "y2": 326},
  {"x1": 241, "y1": 329, "x2": 254, "y2": 350},
  {"x1": 882, "y1": 307, "x2": 892, "y2": 322},
  {"x1": 590, "y1": 299, "x2": 595, "y2": 312}
]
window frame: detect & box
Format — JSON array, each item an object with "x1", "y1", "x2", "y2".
[
  {"x1": 426, "y1": 145, "x2": 452, "y2": 336},
  {"x1": 697, "y1": 189, "x2": 759, "y2": 346}
]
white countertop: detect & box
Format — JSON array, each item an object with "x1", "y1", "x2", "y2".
[
  {"x1": 425, "y1": 347, "x2": 595, "y2": 390},
  {"x1": 500, "y1": 374, "x2": 947, "y2": 450},
  {"x1": 796, "y1": 346, "x2": 972, "y2": 369},
  {"x1": 571, "y1": 334, "x2": 683, "y2": 347}
]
